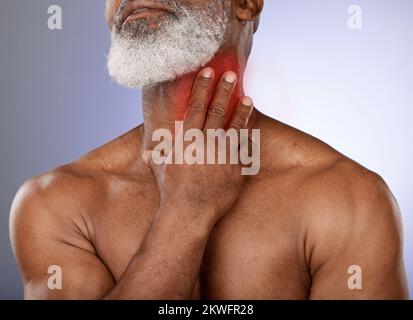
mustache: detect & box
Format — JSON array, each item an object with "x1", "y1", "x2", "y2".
[
  {"x1": 118, "y1": 0, "x2": 177, "y2": 9},
  {"x1": 113, "y1": 0, "x2": 180, "y2": 28}
]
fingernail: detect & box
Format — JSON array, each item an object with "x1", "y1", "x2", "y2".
[
  {"x1": 202, "y1": 67, "x2": 213, "y2": 78},
  {"x1": 224, "y1": 71, "x2": 237, "y2": 84},
  {"x1": 242, "y1": 96, "x2": 253, "y2": 107}
]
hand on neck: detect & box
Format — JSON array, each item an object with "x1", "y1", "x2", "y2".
[{"x1": 141, "y1": 50, "x2": 246, "y2": 144}]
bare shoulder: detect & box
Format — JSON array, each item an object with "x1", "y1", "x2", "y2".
[
  {"x1": 299, "y1": 155, "x2": 402, "y2": 242},
  {"x1": 10, "y1": 126, "x2": 144, "y2": 249},
  {"x1": 9, "y1": 148, "x2": 125, "y2": 298},
  {"x1": 9, "y1": 163, "x2": 104, "y2": 253},
  {"x1": 257, "y1": 112, "x2": 408, "y2": 298},
  {"x1": 300, "y1": 158, "x2": 408, "y2": 298},
  {"x1": 256, "y1": 112, "x2": 400, "y2": 221},
  {"x1": 259, "y1": 112, "x2": 402, "y2": 238}
]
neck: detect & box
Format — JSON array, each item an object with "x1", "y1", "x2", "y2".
[{"x1": 141, "y1": 51, "x2": 246, "y2": 139}]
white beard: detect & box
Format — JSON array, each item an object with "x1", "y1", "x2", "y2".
[{"x1": 107, "y1": 1, "x2": 231, "y2": 89}]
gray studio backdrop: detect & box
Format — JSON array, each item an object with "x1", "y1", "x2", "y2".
[{"x1": 1, "y1": 0, "x2": 412, "y2": 299}]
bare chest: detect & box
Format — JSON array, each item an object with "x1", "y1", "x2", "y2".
[{"x1": 90, "y1": 178, "x2": 310, "y2": 299}]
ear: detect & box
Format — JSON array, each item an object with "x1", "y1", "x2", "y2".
[{"x1": 235, "y1": 0, "x2": 264, "y2": 23}]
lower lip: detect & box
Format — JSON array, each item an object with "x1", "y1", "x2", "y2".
[{"x1": 124, "y1": 8, "x2": 168, "y2": 24}]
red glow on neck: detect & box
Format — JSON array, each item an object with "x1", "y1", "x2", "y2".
[{"x1": 142, "y1": 52, "x2": 246, "y2": 128}]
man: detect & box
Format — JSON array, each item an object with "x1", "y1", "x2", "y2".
[{"x1": 10, "y1": 0, "x2": 408, "y2": 299}]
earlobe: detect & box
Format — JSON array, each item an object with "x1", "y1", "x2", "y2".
[{"x1": 235, "y1": 0, "x2": 264, "y2": 22}]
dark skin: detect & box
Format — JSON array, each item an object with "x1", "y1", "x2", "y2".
[{"x1": 10, "y1": 0, "x2": 409, "y2": 299}]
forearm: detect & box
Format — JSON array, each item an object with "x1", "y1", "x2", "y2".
[{"x1": 104, "y1": 204, "x2": 215, "y2": 300}]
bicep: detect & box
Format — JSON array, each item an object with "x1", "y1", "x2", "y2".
[
  {"x1": 10, "y1": 182, "x2": 115, "y2": 300},
  {"x1": 308, "y1": 235, "x2": 407, "y2": 300},
  {"x1": 19, "y1": 240, "x2": 115, "y2": 300}
]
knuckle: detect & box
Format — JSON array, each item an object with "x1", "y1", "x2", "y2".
[
  {"x1": 196, "y1": 78, "x2": 211, "y2": 91},
  {"x1": 188, "y1": 99, "x2": 207, "y2": 113},
  {"x1": 230, "y1": 121, "x2": 243, "y2": 131},
  {"x1": 208, "y1": 104, "x2": 227, "y2": 118},
  {"x1": 238, "y1": 106, "x2": 251, "y2": 119},
  {"x1": 219, "y1": 81, "x2": 234, "y2": 94}
]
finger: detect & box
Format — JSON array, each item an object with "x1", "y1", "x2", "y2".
[
  {"x1": 226, "y1": 97, "x2": 254, "y2": 164},
  {"x1": 184, "y1": 67, "x2": 215, "y2": 130},
  {"x1": 204, "y1": 71, "x2": 237, "y2": 130},
  {"x1": 228, "y1": 96, "x2": 254, "y2": 133}
]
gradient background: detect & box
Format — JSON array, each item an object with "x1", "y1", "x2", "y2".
[{"x1": 0, "y1": 0, "x2": 412, "y2": 299}]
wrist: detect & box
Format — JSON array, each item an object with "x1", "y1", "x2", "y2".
[{"x1": 157, "y1": 200, "x2": 218, "y2": 236}]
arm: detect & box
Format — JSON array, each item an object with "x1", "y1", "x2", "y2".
[
  {"x1": 10, "y1": 180, "x2": 217, "y2": 300},
  {"x1": 105, "y1": 204, "x2": 215, "y2": 299},
  {"x1": 10, "y1": 178, "x2": 115, "y2": 299},
  {"x1": 306, "y1": 167, "x2": 409, "y2": 299},
  {"x1": 11, "y1": 68, "x2": 255, "y2": 300},
  {"x1": 109, "y1": 68, "x2": 253, "y2": 299}
]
